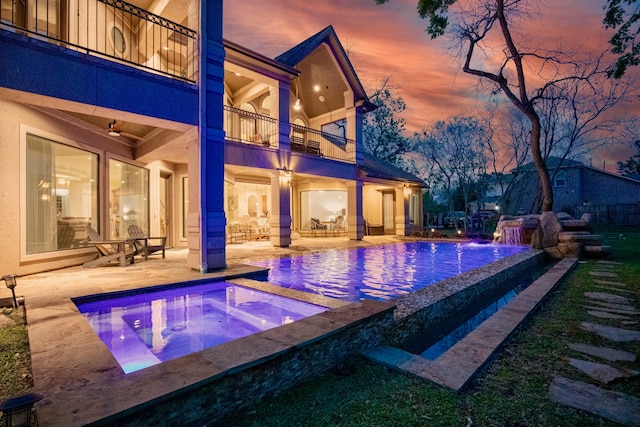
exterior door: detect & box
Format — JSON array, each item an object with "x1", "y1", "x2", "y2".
[
  {"x1": 383, "y1": 192, "x2": 394, "y2": 233},
  {"x1": 160, "y1": 172, "x2": 172, "y2": 246}
]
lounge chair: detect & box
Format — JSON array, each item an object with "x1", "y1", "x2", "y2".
[
  {"x1": 128, "y1": 224, "x2": 167, "y2": 259},
  {"x1": 84, "y1": 225, "x2": 136, "y2": 267},
  {"x1": 365, "y1": 220, "x2": 385, "y2": 236}
]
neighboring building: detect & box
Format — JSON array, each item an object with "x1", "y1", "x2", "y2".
[
  {"x1": 507, "y1": 157, "x2": 640, "y2": 221},
  {"x1": 0, "y1": 2, "x2": 425, "y2": 276}
]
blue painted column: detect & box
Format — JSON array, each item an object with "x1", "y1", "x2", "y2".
[{"x1": 188, "y1": 0, "x2": 226, "y2": 272}]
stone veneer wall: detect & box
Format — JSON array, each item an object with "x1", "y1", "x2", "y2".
[
  {"x1": 93, "y1": 300, "x2": 395, "y2": 426},
  {"x1": 389, "y1": 249, "x2": 548, "y2": 351}
]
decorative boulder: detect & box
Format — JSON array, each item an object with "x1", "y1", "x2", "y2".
[{"x1": 531, "y1": 211, "x2": 562, "y2": 249}]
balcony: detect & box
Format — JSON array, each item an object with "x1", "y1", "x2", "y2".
[
  {"x1": 290, "y1": 124, "x2": 355, "y2": 163},
  {"x1": 223, "y1": 106, "x2": 356, "y2": 163},
  {"x1": 0, "y1": 0, "x2": 197, "y2": 82},
  {"x1": 224, "y1": 105, "x2": 278, "y2": 147}
]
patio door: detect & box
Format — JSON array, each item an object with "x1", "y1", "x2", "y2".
[
  {"x1": 383, "y1": 192, "x2": 394, "y2": 233},
  {"x1": 160, "y1": 172, "x2": 172, "y2": 246}
]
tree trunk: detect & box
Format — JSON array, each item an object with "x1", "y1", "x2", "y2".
[{"x1": 529, "y1": 114, "x2": 554, "y2": 212}]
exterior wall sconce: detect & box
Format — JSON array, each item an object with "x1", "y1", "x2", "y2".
[
  {"x1": 277, "y1": 167, "x2": 292, "y2": 186},
  {"x1": 0, "y1": 391, "x2": 43, "y2": 427},
  {"x1": 403, "y1": 184, "x2": 411, "y2": 197},
  {"x1": 1, "y1": 274, "x2": 19, "y2": 309},
  {"x1": 293, "y1": 99, "x2": 301, "y2": 111}
]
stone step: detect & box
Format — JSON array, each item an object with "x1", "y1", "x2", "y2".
[
  {"x1": 584, "y1": 245, "x2": 612, "y2": 257},
  {"x1": 559, "y1": 219, "x2": 592, "y2": 231},
  {"x1": 558, "y1": 232, "x2": 603, "y2": 244}
]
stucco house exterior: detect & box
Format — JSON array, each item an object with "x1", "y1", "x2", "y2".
[{"x1": 0, "y1": 1, "x2": 425, "y2": 276}]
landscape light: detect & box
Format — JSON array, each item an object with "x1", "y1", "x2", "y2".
[
  {"x1": 0, "y1": 391, "x2": 43, "y2": 427},
  {"x1": 1, "y1": 274, "x2": 18, "y2": 308}
]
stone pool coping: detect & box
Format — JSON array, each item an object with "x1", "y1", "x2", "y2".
[
  {"x1": 364, "y1": 257, "x2": 578, "y2": 391},
  {"x1": 20, "y1": 259, "x2": 393, "y2": 426}
]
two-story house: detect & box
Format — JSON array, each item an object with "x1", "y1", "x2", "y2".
[{"x1": 0, "y1": 0, "x2": 425, "y2": 276}]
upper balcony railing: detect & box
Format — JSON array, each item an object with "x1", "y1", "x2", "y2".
[
  {"x1": 223, "y1": 106, "x2": 356, "y2": 163},
  {"x1": 291, "y1": 124, "x2": 355, "y2": 163},
  {"x1": 0, "y1": 0, "x2": 197, "y2": 83},
  {"x1": 224, "y1": 105, "x2": 278, "y2": 147}
]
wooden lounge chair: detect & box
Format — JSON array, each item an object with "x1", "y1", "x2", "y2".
[
  {"x1": 128, "y1": 224, "x2": 167, "y2": 259},
  {"x1": 84, "y1": 225, "x2": 135, "y2": 267},
  {"x1": 365, "y1": 220, "x2": 385, "y2": 236}
]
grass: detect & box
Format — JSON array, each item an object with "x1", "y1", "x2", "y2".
[
  {"x1": 1, "y1": 228, "x2": 638, "y2": 426},
  {"x1": 0, "y1": 306, "x2": 33, "y2": 401},
  {"x1": 223, "y1": 228, "x2": 640, "y2": 426}
]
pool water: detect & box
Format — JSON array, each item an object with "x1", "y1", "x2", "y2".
[
  {"x1": 249, "y1": 241, "x2": 528, "y2": 302},
  {"x1": 74, "y1": 282, "x2": 328, "y2": 373}
]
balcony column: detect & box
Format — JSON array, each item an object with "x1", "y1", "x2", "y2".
[
  {"x1": 276, "y1": 79, "x2": 291, "y2": 151},
  {"x1": 188, "y1": 0, "x2": 226, "y2": 272},
  {"x1": 347, "y1": 180, "x2": 364, "y2": 240},
  {"x1": 345, "y1": 91, "x2": 362, "y2": 164},
  {"x1": 270, "y1": 172, "x2": 292, "y2": 247},
  {"x1": 395, "y1": 187, "x2": 409, "y2": 236}
]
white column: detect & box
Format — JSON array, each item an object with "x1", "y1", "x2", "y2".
[{"x1": 347, "y1": 180, "x2": 364, "y2": 240}]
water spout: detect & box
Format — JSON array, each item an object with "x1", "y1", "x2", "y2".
[
  {"x1": 502, "y1": 226, "x2": 523, "y2": 245},
  {"x1": 493, "y1": 218, "x2": 524, "y2": 245}
]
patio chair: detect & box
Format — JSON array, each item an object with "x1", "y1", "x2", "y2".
[
  {"x1": 365, "y1": 220, "x2": 384, "y2": 236},
  {"x1": 83, "y1": 225, "x2": 135, "y2": 267},
  {"x1": 310, "y1": 217, "x2": 327, "y2": 236},
  {"x1": 128, "y1": 224, "x2": 167, "y2": 259}
]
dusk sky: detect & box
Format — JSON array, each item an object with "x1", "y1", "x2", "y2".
[{"x1": 224, "y1": 0, "x2": 638, "y2": 171}]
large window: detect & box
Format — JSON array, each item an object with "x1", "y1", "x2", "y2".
[
  {"x1": 300, "y1": 190, "x2": 347, "y2": 230},
  {"x1": 109, "y1": 159, "x2": 149, "y2": 239},
  {"x1": 25, "y1": 134, "x2": 98, "y2": 253}
]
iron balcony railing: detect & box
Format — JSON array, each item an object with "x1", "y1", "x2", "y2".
[
  {"x1": 290, "y1": 124, "x2": 355, "y2": 163},
  {"x1": 224, "y1": 105, "x2": 278, "y2": 147},
  {"x1": 0, "y1": 0, "x2": 197, "y2": 82},
  {"x1": 223, "y1": 107, "x2": 356, "y2": 163}
]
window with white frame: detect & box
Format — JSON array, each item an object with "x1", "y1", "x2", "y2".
[
  {"x1": 108, "y1": 159, "x2": 149, "y2": 240},
  {"x1": 553, "y1": 170, "x2": 566, "y2": 187},
  {"x1": 25, "y1": 134, "x2": 98, "y2": 253}
]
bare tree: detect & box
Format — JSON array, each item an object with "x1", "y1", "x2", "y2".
[
  {"x1": 412, "y1": 116, "x2": 488, "y2": 227},
  {"x1": 363, "y1": 77, "x2": 409, "y2": 165},
  {"x1": 374, "y1": 0, "x2": 568, "y2": 211}
]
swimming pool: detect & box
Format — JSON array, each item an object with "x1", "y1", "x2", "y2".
[
  {"x1": 249, "y1": 241, "x2": 528, "y2": 302},
  {"x1": 74, "y1": 282, "x2": 328, "y2": 373}
]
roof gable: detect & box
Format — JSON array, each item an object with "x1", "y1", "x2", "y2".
[{"x1": 276, "y1": 26, "x2": 375, "y2": 112}]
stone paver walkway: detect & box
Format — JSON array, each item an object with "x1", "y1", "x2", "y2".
[{"x1": 549, "y1": 260, "x2": 640, "y2": 426}]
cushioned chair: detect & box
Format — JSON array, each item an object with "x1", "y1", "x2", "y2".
[
  {"x1": 310, "y1": 217, "x2": 328, "y2": 236},
  {"x1": 128, "y1": 224, "x2": 167, "y2": 259},
  {"x1": 84, "y1": 225, "x2": 136, "y2": 267}
]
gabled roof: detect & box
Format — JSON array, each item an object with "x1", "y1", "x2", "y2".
[
  {"x1": 360, "y1": 153, "x2": 428, "y2": 187},
  {"x1": 515, "y1": 156, "x2": 583, "y2": 172},
  {"x1": 276, "y1": 26, "x2": 376, "y2": 112}
]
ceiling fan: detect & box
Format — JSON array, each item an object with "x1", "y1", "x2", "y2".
[{"x1": 107, "y1": 120, "x2": 143, "y2": 140}]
